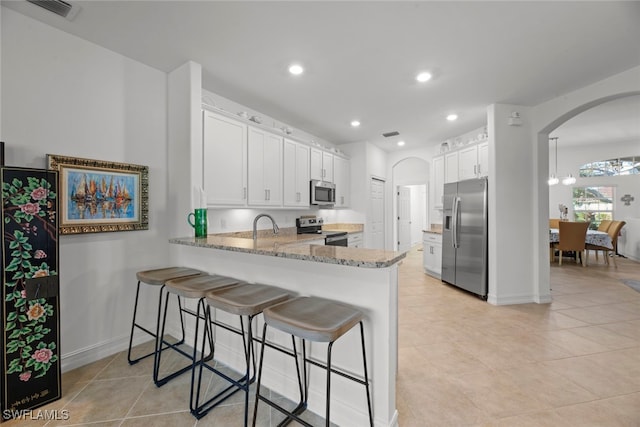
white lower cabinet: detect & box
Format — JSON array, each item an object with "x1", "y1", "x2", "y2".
[
  {"x1": 348, "y1": 232, "x2": 363, "y2": 248},
  {"x1": 423, "y1": 231, "x2": 442, "y2": 278}
]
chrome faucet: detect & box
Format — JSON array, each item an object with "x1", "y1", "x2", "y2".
[{"x1": 253, "y1": 213, "x2": 279, "y2": 240}]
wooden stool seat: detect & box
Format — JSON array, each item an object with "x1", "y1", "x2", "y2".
[
  {"x1": 206, "y1": 283, "x2": 290, "y2": 317},
  {"x1": 136, "y1": 267, "x2": 203, "y2": 285},
  {"x1": 165, "y1": 274, "x2": 243, "y2": 299},
  {"x1": 263, "y1": 296, "x2": 363, "y2": 343}
]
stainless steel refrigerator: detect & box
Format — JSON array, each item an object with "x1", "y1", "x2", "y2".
[{"x1": 441, "y1": 178, "x2": 488, "y2": 299}]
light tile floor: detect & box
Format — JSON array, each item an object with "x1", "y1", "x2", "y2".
[{"x1": 5, "y1": 247, "x2": 640, "y2": 426}]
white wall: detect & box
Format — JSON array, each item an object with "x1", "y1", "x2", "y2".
[
  {"x1": 548, "y1": 139, "x2": 640, "y2": 221},
  {"x1": 341, "y1": 141, "x2": 386, "y2": 248},
  {"x1": 1, "y1": 8, "x2": 170, "y2": 371}
]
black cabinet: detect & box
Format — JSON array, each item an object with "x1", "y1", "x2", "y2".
[{"x1": 1, "y1": 167, "x2": 60, "y2": 420}]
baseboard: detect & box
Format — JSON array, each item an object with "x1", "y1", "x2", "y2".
[
  {"x1": 60, "y1": 324, "x2": 182, "y2": 373},
  {"x1": 487, "y1": 293, "x2": 548, "y2": 305}
]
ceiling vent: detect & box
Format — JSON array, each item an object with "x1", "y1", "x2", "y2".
[
  {"x1": 382, "y1": 131, "x2": 400, "y2": 138},
  {"x1": 27, "y1": 0, "x2": 81, "y2": 21}
]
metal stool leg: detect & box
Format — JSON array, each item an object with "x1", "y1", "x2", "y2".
[
  {"x1": 154, "y1": 288, "x2": 205, "y2": 387},
  {"x1": 127, "y1": 281, "x2": 186, "y2": 365},
  {"x1": 359, "y1": 322, "x2": 373, "y2": 427},
  {"x1": 190, "y1": 310, "x2": 253, "y2": 422},
  {"x1": 252, "y1": 327, "x2": 309, "y2": 427}
]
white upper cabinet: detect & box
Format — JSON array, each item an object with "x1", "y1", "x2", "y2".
[
  {"x1": 203, "y1": 110, "x2": 247, "y2": 206},
  {"x1": 310, "y1": 148, "x2": 334, "y2": 182},
  {"x1": 322, "y1": 151, "x2": 334, "y2": 182},
  {"x1": 458, "y1": 145, "x2": 479, "y2": 180},
  {"x1": 247, "y1": 127, "x2": 283, "y2": 206},
  {"x1": 201, "y1": 107, "x2": 348, "y2": 210},
  {"x1": 283, "y1": 139, "x2": 310, "y2": 207},
  {"x1": 477, "y1": 141, "x2": 489, "y2": 177},
  {"x1": 444, "y1": 151, "x2": 459, "y2": 183},
  {"x1": 458, "y1": 141, "x2": 489, "y2": 180},
  {"x1": 333, "y1": 156, "x2": 350, "y2": 208}
]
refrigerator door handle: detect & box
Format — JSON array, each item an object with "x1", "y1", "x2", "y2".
[{"x1": 452, "y1": 196, "x2": 460, "y2": 248}]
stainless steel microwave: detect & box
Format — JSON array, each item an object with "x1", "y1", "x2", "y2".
[{"x1": 310, "y1": 180, "x2": 335, "y2": 206}]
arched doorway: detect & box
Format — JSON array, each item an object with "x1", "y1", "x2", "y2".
[{"x1": 534, "y1": 90, "x2": 640, "y2": 300}]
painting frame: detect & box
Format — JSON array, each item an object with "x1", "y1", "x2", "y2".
[{"x1": 46, "y1": 154, "x2": 149, "y2": 235}]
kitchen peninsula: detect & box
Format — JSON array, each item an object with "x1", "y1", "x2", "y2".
[{"x1": 169, "y1": 232, "x2": 405, "y2": 427}]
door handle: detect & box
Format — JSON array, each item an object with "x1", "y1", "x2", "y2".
[{"x1": 452, "y1": 196, "x2": 461, "y2": 248}]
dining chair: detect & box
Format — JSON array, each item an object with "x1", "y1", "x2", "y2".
[
  {"x1": 586, "y1": 219, "x2": 613, "y2": 262},
  {"x1": 548, "y1": 218, "x2": 562, "y2": 262},
  {"x1": 549, "y1": 218, "x2": 561, "y2": 229},
  {"x1": 554, "y1": 221, "x2": 589, "y2": 266},
  {"x1": 586, "y1": 220, "x2": 626, "y2": 267}
]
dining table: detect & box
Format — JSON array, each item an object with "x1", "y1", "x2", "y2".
[{"x1": 549, "y1": 228, "x2": 613, "y2": 249}]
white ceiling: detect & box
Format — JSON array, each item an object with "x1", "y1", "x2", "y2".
[{"x1": 3, "y1": 0, "x2": 640, "y2": 151}]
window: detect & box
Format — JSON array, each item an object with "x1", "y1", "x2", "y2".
[
  {"x1": 572, "y1": 186, "x2": 614, "y2": 229},
  {"x1": 579, "y1": 156, "x2": 640, "y2": 177}
]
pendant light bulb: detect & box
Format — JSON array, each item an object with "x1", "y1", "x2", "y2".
[{"x1": 548, "y1": 175, "x2": 559, "y2": 186}]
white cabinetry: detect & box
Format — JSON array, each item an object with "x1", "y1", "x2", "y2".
[
  {"x1": 203, "y1": 110, "x2": 247, "y2": 206},
  {"x1": 248, "y1": 127, "x2": 282, "y2": 206},
  {"x1": 432, "y1": 155, "x2": 444, "y2": 209},
  {"x1": 477, "y1": 141, "x2": 489, "y2": 177},
  {"x1": 283, "y1": 139, "x2": 310, "y2": 207},
  {"x1": 348, "y1": 232, "x2": 363, "y2": 248},
  {"x1": 445, "y1": 151, "x2": 459, "y2": 183},
  {"x1": 458, "y1": 145, "x2": 478, "y2": 180},
  {"x1": 333, "y1": 156, "x2": 350, "y2": 208},
  {"x1": 458, "y1": 141, "x2": 489, "y2": 180},
  {"x1": 423, "y1": 232, "x2": 442, "y2": 278},
  {"x1": 311, "y1": 148, "x2": 334, "y2": 182}
]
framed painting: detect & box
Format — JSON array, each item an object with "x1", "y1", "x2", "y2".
[{"x1": 46, "y1": 155, "x2": 148, "y2": 235}]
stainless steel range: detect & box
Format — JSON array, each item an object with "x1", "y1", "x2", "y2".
[{"x1": 296, "y1": 216, "x2": 348, "y2": 247}]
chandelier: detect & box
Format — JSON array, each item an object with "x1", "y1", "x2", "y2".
[{"x1": 548, "y1": 137, "x2": 576, "y2": 186}]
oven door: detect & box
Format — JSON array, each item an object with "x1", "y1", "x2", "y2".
[{"x1": 325, "y1": 232, "x2": 348, "y2": 247}]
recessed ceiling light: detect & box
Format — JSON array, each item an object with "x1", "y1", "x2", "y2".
[
  {"x1": 350, "y1": 120, "x2": 361, "y2": 127},
  {"x1": 288, "y1": 64, "x2": 304, "y2": 75},
  {"x1": 446, "y1": 114, "x2": 458, "y2": 121},
  {"x1": 416, "y1": 71, "x2": 432, "y2": 83},
  {"x1": 397, "y1": 140, "x2": 406, "y2": 147}
]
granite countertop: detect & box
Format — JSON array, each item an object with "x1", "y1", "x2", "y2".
[
  {"x1": 322, "y1": 223, "x2": 364, "y2": 233},
  {"x1": 169, "y1": 223, "x2": 404, "y2": 268},
  {"x1": 423, "y1": 224, "x2": 443, "y2": 235}
]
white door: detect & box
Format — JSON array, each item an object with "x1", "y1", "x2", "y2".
[
  {"x1": 397, "y1": 186, "x2": 411, "y2": 252},
  {"x1": 370, "y1": 178, "x2": 385, "y2": 250}
]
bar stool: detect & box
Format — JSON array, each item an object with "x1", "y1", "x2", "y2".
[
  {"x1": 191, "y1": 283, "x2": 290, "y2": 425},
  {"x1": 154, "y1": 274, "x2": 244, "y2": 387},
  {"x1": 252, "y1": 296, "x2": 373, "y2": 427},
  {"x1": 127, "y1": 267, "x2": 204, "y2": 365}
]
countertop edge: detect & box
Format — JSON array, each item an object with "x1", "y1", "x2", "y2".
[{"x1": 169, "y1": 237, "x2": 405, "y2": 268}]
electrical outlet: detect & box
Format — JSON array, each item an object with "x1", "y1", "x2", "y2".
[{"x1": 220, "y1": 219, "x2": 227, "y2": 229}]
